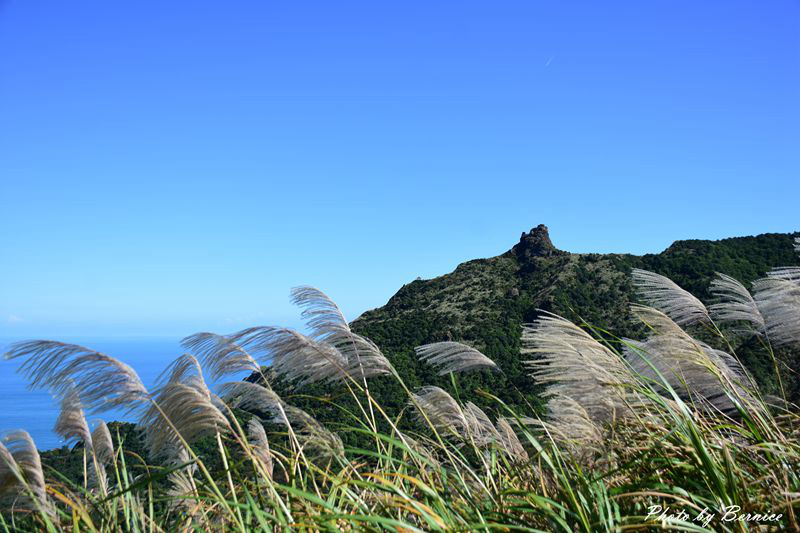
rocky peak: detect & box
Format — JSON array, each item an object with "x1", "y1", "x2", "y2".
[{"x1": 512, "y1": 224, "x2": 562, "y2": 260}]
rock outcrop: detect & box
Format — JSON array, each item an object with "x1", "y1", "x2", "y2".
[{"x1": 512, "y1": 224, "x2": 564, "y2": 261}]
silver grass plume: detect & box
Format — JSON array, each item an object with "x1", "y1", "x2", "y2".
[
  {"x1": 410, "y1": 389, "x2": 505, "y2": 452},
  {"x1": 0, "y1": 430, "x2": 53, "y2": 516},
  {"x1": 495, "y1": 418, "x2": 528, "y2": 462},
  {"x1": 631, "y1": 269, "x2": 710, "y2": 326},
  {"x1": 164, "y1": 446, "x2": 198, "y2": 515},
  {"x1": 91, "y1": 421, "x2": 115, "y2": 465},
  {"x1": 751, "y1": 244, "x2": 800, "y2": 351},
  {"x1": 764, "y1": 237, "x2": 800, "y2": 283},
  {"x1": 53, "y1": 386, "x2": 115, "y2": 492},
  {"x1": 630, "y1": 303, "x2": 688, "y2": 337},
  {"x1": 538, "y1": 396, "x2": 605, "y2": 454},
  {"x1": 141, "y1": 355, "x2": 230, "y2": 462},
  {"x1": 410, "y1": 386, "x2": 468, "y2": 438},
  {"x1": 414, "y1": 341, "x2": 498, "y2": 375},
  {"x1": 156, "y1": 353, "x2": 207, "y2": 388},
  {"x1": 752, "y1": 276, "x2": 800, "y2": 348},
  {"x1": 220, "y1": 381, "x2": 342, "y2": 463},
  {"x1": 396, "y1": 431, "x2": 440, "y2": 468},
  {"x1": 89, "y1": 420, "x2": 114, "y2": 493},
  {"x1": 54, "y1": 386, "x2": 93, "y2": 450},
  {"x1": 628, "y1": 305, "x2": 759, "y2": 414},
  {"x1": 708, "y1": 273, "x2": 766, "y2": 335},
  {"x1": 523, "y1": 313, "x2": 636, "y2": 428},
  {"x1": 181, "y1": 332, "x2": 260, "y2": 381},
  {"x1": 281, "y1": 405, "x2": 344, "y2": 463},
  {"x1": 144, "y1": 381, "x2": 231, "y2": 462},
  {"x1": 767, "y1": 266, "x2": 800, "y2": 284},
  {"x1": 4, "y1": 341, "x2": 149, "y2": 414},
  {"x1": 463, "y1": 402, "x2": 500, "y2": 448},
  {"x1": 53, "y1": 385, "x2": 112, "y2": 490},
  {"x1": 226, "y1": 327, "x2": 350, "y2": 388},
  {"x1": 219, "y1": 381, "x2": 286, "y2": 423},
  {"x1": 166, "y1": 470, "x2": 197, "y2": 513},
  {"x1": 247, "y1": 419, "x2": 273, "y2": 480},
  {"x1": 290, "y1": 286, "x2": 394, "y2": 380}
]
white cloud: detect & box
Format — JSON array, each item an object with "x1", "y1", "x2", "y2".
[{"x1": 5, "y1": 315, "x2": 23, "y2": 324}]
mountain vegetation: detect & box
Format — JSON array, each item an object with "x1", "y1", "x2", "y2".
[
  {"x1": 350, "y1": 225, "x2": 800, "y2": 415},
  {"x1": 1, "y1": 226, "x2": 798, "y2": 531}
]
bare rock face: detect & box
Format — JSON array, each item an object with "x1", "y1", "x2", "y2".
[{"x1": 512, "y1": 224, "x2": 563, "y2": 261}]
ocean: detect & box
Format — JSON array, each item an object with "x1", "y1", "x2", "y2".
[{"x1": 0, "y1": 338, "x2": 189, "y2": 450}]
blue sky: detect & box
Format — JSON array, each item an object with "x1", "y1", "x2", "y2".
[{"x1": 1, "y1": 1, "x2": 798, "y2": 338}]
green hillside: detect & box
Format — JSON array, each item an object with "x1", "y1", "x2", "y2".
[
  {"x1": 37, "y1": 227, "x2": 800, "y2": 475},
  {"x1": 21, "y1": 226, "x2": 800, "y2": 531},
  {"x1": 350, "y1": 225, "x2": 800, "y2": 413}
]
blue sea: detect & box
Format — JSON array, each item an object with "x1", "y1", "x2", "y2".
[{"x1": 0, "y1": 338, "x2": 187, "y2": 450}]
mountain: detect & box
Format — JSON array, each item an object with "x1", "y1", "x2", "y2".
[
  {"x1": 40, "y1": 226, "x2": 800, "y2": 471},
  {"x1": 350, "y1": 225, "x2": 800, "y2": 411}
]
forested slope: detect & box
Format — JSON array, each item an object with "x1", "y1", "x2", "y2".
[{"x1": 351, "y1": 225, "x2": 800, "y2": 411}]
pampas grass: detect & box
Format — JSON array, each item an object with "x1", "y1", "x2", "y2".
[
  {"x1": 54, "y1": 387, "x2": 92, "y2": 450},
  {"x1": 524, "y1": 313, "x2": 636, "y2": 428},
  {"x1": 1, "y1": 253, "x2": 799, "y2": 531},
  {"x1": 495, "y1": 418, "x2": 528, "y2": 462},
  {"x1": 247, "y1": 419, "x2": 273, "y2": 480},
  {"x1": 626, "y1": 305, "x2": 760, "y2": 415},
  {"x1": 709, "y1": 272, "x2": 767, "y2": 334},
  {"x1": 90, "y1": 421, "x2": 114, "y2": 465},
  {"x1": 0, "y1": 430, "x2": 53, "y2": 519},
  {"x1": 181, "y1": 332, "x2": 261, "y2": 380},
  {"x1": 753, "y1": 276, "x2": 800, "y2": 348},
  {"x1": 227, "y1": 326, "x2": 352, "y2": 387},
  {"x1": 280, "y1": 405, "x2": 345, "y2": 464},
  {"x1": 4, "y1": 341, "x2": 150, "y2": 414},
  {"x1": 632, "y1": 268, "x2": 711, "y2": 325},
  {"x1": 410, "y1": 385, "x2": 468, "y2": 438},
  {"x1": 291, "y1": 286, "x2": 395, "y2": 380},
  {"x1": 141, "y1": 363, "x2": 230, "y2": 462},
  {"x1": 414, "y1": 341, "x2": 498, "y2": 374},
  {"x1": 463, "y1": 401, "x2": 500, "y2": 448}
]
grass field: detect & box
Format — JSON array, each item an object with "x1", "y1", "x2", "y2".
[{"x1": 1, "y1": 240, "x2": 799, "y2": 532}]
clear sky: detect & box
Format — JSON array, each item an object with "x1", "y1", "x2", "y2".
[{"x1": 1, "y1": 1, "x2": 798, "y2": 338}]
